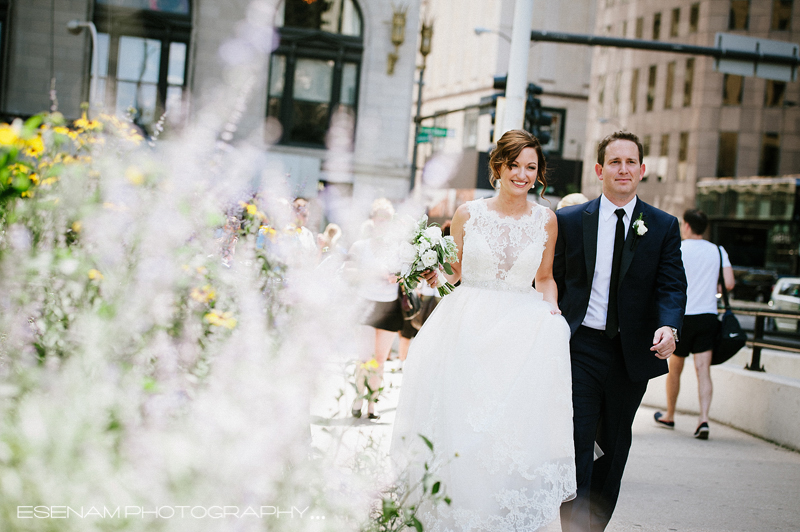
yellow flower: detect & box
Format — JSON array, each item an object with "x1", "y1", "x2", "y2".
[
  {"x1": 196, "y1": 266, "x2": 207, "y2": 275},
  {"x1": 41, "y1": 177, "x2": 59, "y2": 186},
  {"x1": 88, "y1": 269, "x2": 103, "y2": 280},
  {"x1": 190, "y1": 284, "x2": 216, "y2": 303},
  {"x1": 246, "y1": 203, "x2": 257, "y2": 216},
  {"x1": 103, "y1": 202, "x2": 128, "y2": 211},
  {"x1": 29, "y1": 173, "x2": 39, "y2": 185},
  {"x1": 71, "y1": 221, "x2": 82, "y2": 233},
  {"x1": 125, "y1": 166, "x2": 145, "y2": 186},
  {"x1": 52, "y1": 126, "x2": 70, "y2": 136},
  {"x1": 204, "y1": 311, "x2": 237, "y2": 329},
  {"x1": 74, "y1": 113, "x2": 102, "y2": 131},
  {"x1": 23, "y1": 136, "x2": 45, "y2": 157},
  {"x1": 21, "y1": 190, "x2": 34, "y2": 198},
  {"x1": 0, "y1": 125, "x2": 19, "y2": 146},
  {"x1": 361, "y1": 358, "x2": 380, "y2": 370}
]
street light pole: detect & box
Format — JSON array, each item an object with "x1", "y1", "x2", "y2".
[
  {"x1": 67, "y1": 20, "x2": 99, "y2": 114},
  {"x1": 410, "y1": 21, "x2": 433, "y2": 191}
]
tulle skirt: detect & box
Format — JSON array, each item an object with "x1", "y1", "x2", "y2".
[{"x1": 391, "y1": 284, "x2": 576, "y2": 532}]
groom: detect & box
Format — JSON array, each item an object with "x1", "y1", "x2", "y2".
[{"x1": 554, "y1": 131, "x2": 687, "y2": 532}]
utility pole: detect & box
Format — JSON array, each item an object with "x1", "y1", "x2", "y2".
[{"x1": 498, "y1": 0, "x2": 534, "y2": 138}]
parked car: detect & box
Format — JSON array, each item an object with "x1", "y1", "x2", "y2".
[
  {"x1": 731, "y1": 267, "x2": 779, "y2": 302},
  {"x1": 768, "y1": 277, "x2": 800, "y2": 332}
]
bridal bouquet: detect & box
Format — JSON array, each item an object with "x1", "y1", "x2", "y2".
[{"x1": 397, "y1": 215, "x2": 458, "y2": 297}]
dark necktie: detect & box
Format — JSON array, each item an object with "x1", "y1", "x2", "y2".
[{"x1": 605, "y1": 208, "x2": 626, "y2": 339}]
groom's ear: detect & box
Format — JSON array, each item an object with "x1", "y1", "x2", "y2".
[
  {"x1": 639, "y1": 163, "x2": 646, "y2": 179},
  {"x1": 595, "y1": 162, "x2": 604, "y2": 179}
]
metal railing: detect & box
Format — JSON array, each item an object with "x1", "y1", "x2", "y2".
[{"x1": 728, "y1": 306, "x2": 800, "y2": 372}]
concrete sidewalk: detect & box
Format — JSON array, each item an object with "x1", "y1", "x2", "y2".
[
  {"x1": 609, "y1": 406, "x2": 800, "y2": 532},
  {"x1": 322, "y1": 360, "x2": 800, "y2": 532}
]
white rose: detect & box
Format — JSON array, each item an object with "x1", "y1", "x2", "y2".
[
  {"x1": 635, "y1": 221, "x2": 648, "y2": 236},
  {"x1": 417, "y1": 238, "x2": 432, "y2": 253},
  {"x1": 423, "y1": 226, "x2": 443, "y2": 243},
  {"x1": 421, "y1": 249, "x2": 438, "y2": 268}
]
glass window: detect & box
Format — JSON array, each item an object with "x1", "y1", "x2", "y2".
[
  {"x1": 772, "y1": 0, "x2": 792, "y2": 30},
  {"x1": 96, "y1": 0, "x2": 189, "y2": 14},
  {"x1": 269, "y1": 0, "x2": 363, "y2": 147},
  {"x1": 718, "y1": 132, "x2": 738, "y2": 177},
  {"x1": 665, "y1": 62, "x2": 675, "y2": 109},
  {"x1": 729, "y1": 0, "x2": 750, "y2": 30},
  {"x1": 684, "y1": 58, "x2": 695, "y2": 107},
  {"x1": 690, "y1": 3, "x2": 700, "y2": 32},
  {"x1": 630, "y1": 68, "x2": 639, "y2": 113},
  {"x1": 760, "y1": 133, "x2": 781, "y2": 176},
  {"x1": 679, "y1": 132, "x2": 689, "y2": 162},
  {"x1": 463, "y1": 107, "x2": 478, "y2": 148},
  {"x1": 778, "y1": 282, "x2": 800, "y2": 296},
  {"x1": 765, "y1": 80, "x2": 786, "y2": 107},
  {"x1": 613, "y1": 72, "x2": 622, "y2": 116},
  {"x1": 660, "y1": 133, "x2": 670, "y2": 157},
  {"x1": 647, "y1": 65, "x2": 657, "y2": 111},
  {"x1": 723, "y1": 74, "x2": 744, "y2": 105},
  {"x1": 277, "y1": 0, "x2": 362, "y2": 37},
  {"x1": 93, "y1": 1, "x2": 190, "y2": 134},
  {"x1": 622, "y1": 20, "x2": 628, "y2": 37},
  {"x1": 643, "y1": 135, "x2": 651, "y2": 156},
  {"x1": 653, "y1": 12, "x2": 662, "y2": 40},
  {"x1": 671, "y1": 8, "x2": 680, "y2": 37},
  {"x1": 636, "y1": 17, "x2": 644, "y2": 38}
]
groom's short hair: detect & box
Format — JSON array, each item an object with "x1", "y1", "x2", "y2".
[{"x1": 597, "y1": 131, "x2": 644, "y2": 166}]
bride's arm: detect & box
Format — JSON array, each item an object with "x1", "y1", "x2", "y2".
[
  {"x1": 422, "y1": 204, "x2": 468, "y2": 287},
  {"x1": 535, "y1": 209, "x2": 561, "y2": 315}
]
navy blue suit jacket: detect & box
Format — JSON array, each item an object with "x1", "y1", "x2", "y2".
[{"x1": 554, "y1": 196, "x2": 687, "y2": 382}]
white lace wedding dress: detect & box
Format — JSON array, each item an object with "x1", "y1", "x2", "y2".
[{"x1": 391, "y1": 199, "x2": 576, "y2": 532}]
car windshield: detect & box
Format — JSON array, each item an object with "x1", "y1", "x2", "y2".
[{"x1": 778, "y1": 283, "x2": 800, "y2": 297}]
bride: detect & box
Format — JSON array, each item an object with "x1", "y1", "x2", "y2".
[{"x1": 391, "y1": 129, "x2": 576, "y2": 531}]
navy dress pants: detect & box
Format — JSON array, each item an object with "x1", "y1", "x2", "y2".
[{"x1": 560, "y1": 326, "x2": 648, "y2": 532}]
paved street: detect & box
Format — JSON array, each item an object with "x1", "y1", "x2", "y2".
[{"x1": 314, "y1": 358, "x2": 800, "y2": 532}]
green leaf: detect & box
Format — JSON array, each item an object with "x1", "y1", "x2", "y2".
[
  {"x1": 431, "y1": 481, "x2": 440, "y2": 495},
  {"x1": 419, "y1": 434, "x2": 434, "y2": 451},
  {"x1": 444, "y1": 497, "x2": 452, "y2": 505},
  {"x1": 412, "y1": 516, "x2": 424, "y2": 532},
  {"x1": 443, "y1": 262, "x2": 453, "y2": 275},
  {"x1": 382, "y1": 499, "x2": 398, "y2": 521}
]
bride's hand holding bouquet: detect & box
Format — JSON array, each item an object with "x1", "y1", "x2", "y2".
[{"x1": 397, "y1": 215, "x2": 458, "y2": 297}]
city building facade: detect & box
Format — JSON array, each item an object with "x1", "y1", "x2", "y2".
[
  {"x1": 410, "y1": 0, "x2": 595, "y2": 214},
  {"x1": 585, "y1": 0, "x2": 800, "y2": 274},
  {"x1": 0, "y1": 0, "x2": 421, "y2": 217}
]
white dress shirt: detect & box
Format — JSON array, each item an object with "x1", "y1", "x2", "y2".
[{"x1": 582, "y1": 194, "x2": 638, "y2": 330}]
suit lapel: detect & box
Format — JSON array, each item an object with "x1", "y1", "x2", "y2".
[
  {"x1": 619, "y1": 199, "x2": 644, "y2": 283},
  {"x1": 582, "y1": 199, "x2": 600, "y2": 290}
]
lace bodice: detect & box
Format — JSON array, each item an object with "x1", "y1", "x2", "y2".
[{"x1": 461, "y1": 199, "x2": 550, "y2": 293}]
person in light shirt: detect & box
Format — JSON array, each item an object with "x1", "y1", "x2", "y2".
[{"x1": 653, "y1": 209, "x2": 735, "y2": 440}]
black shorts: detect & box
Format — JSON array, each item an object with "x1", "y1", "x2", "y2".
[
  {"x1": 674, "y1": 313, "x2": 720, "y2": 357},
  {"x1": 363, "y1": 299, "x2": 403, "y2": 332}
]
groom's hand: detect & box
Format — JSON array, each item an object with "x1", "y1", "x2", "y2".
[{"x1": 650, "y1": 326, "x2": 675, "y2": 359}]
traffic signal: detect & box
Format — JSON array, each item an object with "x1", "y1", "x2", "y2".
[
  {"x1": 488, "y1": 75, "x2": 507, "y2": 143},
  {"x1": 524, "y1": 83, "x2": 553, "y2": 145}
]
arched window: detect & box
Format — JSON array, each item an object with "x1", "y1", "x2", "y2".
[
  {"x1": 268, "y1": 0, "x2": 363, "y2": 147},
  {"x1": 92, "y1": 0, "x2": 191, "y2": 133}
]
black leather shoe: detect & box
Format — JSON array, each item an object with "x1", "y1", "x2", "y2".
[
  {"x1": 351, "y1": 407, "x2": 362, "y2": 418},
  {"x1": 694, "y1": 422, "x2": 709, "y2": 440},
  {"x1": 367, "y1": 412, "x2": 381, "y2": 420},
  {"x1": 654, "y1": 411, "x2": 675, "y2": 429}
]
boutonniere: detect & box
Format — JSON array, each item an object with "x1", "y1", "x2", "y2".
[{"x1": 631, "y1": 213, "x2": 647, "y2": 250}]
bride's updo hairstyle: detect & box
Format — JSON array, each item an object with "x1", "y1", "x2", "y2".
[{"x1": 488, "y1": 129, "x2": 548, "y2": 196}]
